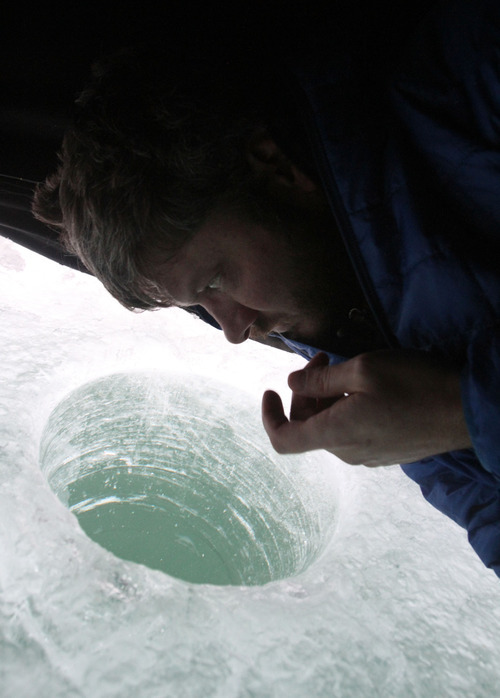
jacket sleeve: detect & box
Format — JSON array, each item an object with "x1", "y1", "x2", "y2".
[
  {"x1": 402, "y1": 451, "x2": 500, "y2": 576},
  {"x1": 392, "y1": 0, "x2": 500, "y2": 472},
  {"x1": 395, "y1": 0, "x2": 500, "y2": 576},
  {"x1": 461, "y1": 324, "x2": 500, "y2": 478}
]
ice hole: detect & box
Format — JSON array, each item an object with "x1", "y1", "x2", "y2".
[{"x1": 39, "y1": 373, "x2": 332, "y2": 586}]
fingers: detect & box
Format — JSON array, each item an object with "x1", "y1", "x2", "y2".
[
  {"x1": 261, "y1": 390, "x2": 288, "y2": 432},
  {"x1": 305, "y1": 351, "x2": 330, "y2": 369},
  {"x1": 263, "y1": 350, "x2": 469, "y2": 464},
  {"x1": 288, "y1": 353, "x2": 350, "y2": 398},
  {"x1": 262, "y1": 389, "x2": 324, "y2": 454},
  {"x1": 290, "y1": 391, "x2": 319, "y2": 421},
  {"x1": 262, "y1": 354, "x2": 337, "y2": 453},
  {"x1": 262, "y1": 390, "x2": 299, "y2": 453},
  {"x1": 267, "y1": 353, "x2": 328, "y2": 422}
]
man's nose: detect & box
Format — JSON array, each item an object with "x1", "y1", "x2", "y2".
[{"x1": 202, "y1": 296, "x2": 259, "y2": 344}]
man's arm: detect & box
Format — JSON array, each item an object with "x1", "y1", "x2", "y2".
[{"x1": 262, "y1": 350, "x2": 472, "y2": 466}]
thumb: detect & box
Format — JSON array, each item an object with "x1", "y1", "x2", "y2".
[{"x1": 261, "y1": 389, "x2": 287, "y2": 429}]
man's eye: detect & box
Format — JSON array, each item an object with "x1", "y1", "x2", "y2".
[{"x1": 206, "y1": 273, "x2": 222, "y2": 291}]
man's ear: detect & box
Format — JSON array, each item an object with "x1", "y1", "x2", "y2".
[{"x1": 247, "y1": 130, "x2": 317, "y2": 193}]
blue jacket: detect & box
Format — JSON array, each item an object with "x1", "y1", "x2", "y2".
[{"x1": 277, "y1": 0, "x2": 500, "y2": 576}]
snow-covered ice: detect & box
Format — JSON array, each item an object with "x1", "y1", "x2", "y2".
[{"x1": 1, "y1": 236, "x2": 499, "y2": 697}]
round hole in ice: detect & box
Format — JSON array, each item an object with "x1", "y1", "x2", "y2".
[{"x1": 39, "y1": 373, "x2": 334, "y2": 586}]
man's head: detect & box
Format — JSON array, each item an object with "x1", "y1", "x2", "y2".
[{"x1": 33, "y1": 44, "x2": 344, "y2": 346}]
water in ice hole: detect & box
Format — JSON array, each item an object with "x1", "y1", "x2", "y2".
[
  {"x1": 2, "y1": 235, "x2": 500, "y2": 697},
  {"x1": 39, "y1": 372, "x2": 329, "y2": 586}
]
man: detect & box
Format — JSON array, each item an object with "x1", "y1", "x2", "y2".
[{"x1": 32, "y1": 0, "x2": 500, "y2": 575}]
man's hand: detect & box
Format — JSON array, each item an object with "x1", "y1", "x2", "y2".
[{"x1": 262, "y1": 350, "x2": 472, "y2": 466}]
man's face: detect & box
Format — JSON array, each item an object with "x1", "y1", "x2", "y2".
[{"x1": 147, "y1": 203, "x2": 339, "y2": 347}]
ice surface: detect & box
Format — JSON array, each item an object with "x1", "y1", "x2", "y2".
[{"x1": 1, "y1": 235, "x2": 500, "y2": 697}]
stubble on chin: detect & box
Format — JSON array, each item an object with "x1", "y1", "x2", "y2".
[
  {"x1": 248, "y1": 316, "x2": 286, "y2": 341},
  {"x1": 285, "y1": 255, "x2": 337, "y2": 346}
]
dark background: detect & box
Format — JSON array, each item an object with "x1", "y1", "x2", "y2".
[
  {"x1": 0, "y1": 0, "x2": 435, "y2": 269},
  {"x1": 2, "y1": 1, "x2": 268, "y2": 180},
  {"x1": 1, "y1": 0, "x2": 435, "y2": 181}
]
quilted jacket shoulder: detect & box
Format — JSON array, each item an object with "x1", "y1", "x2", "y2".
[{"x1": 286, "y1": 0, "x2": 500, "y2": 574}]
